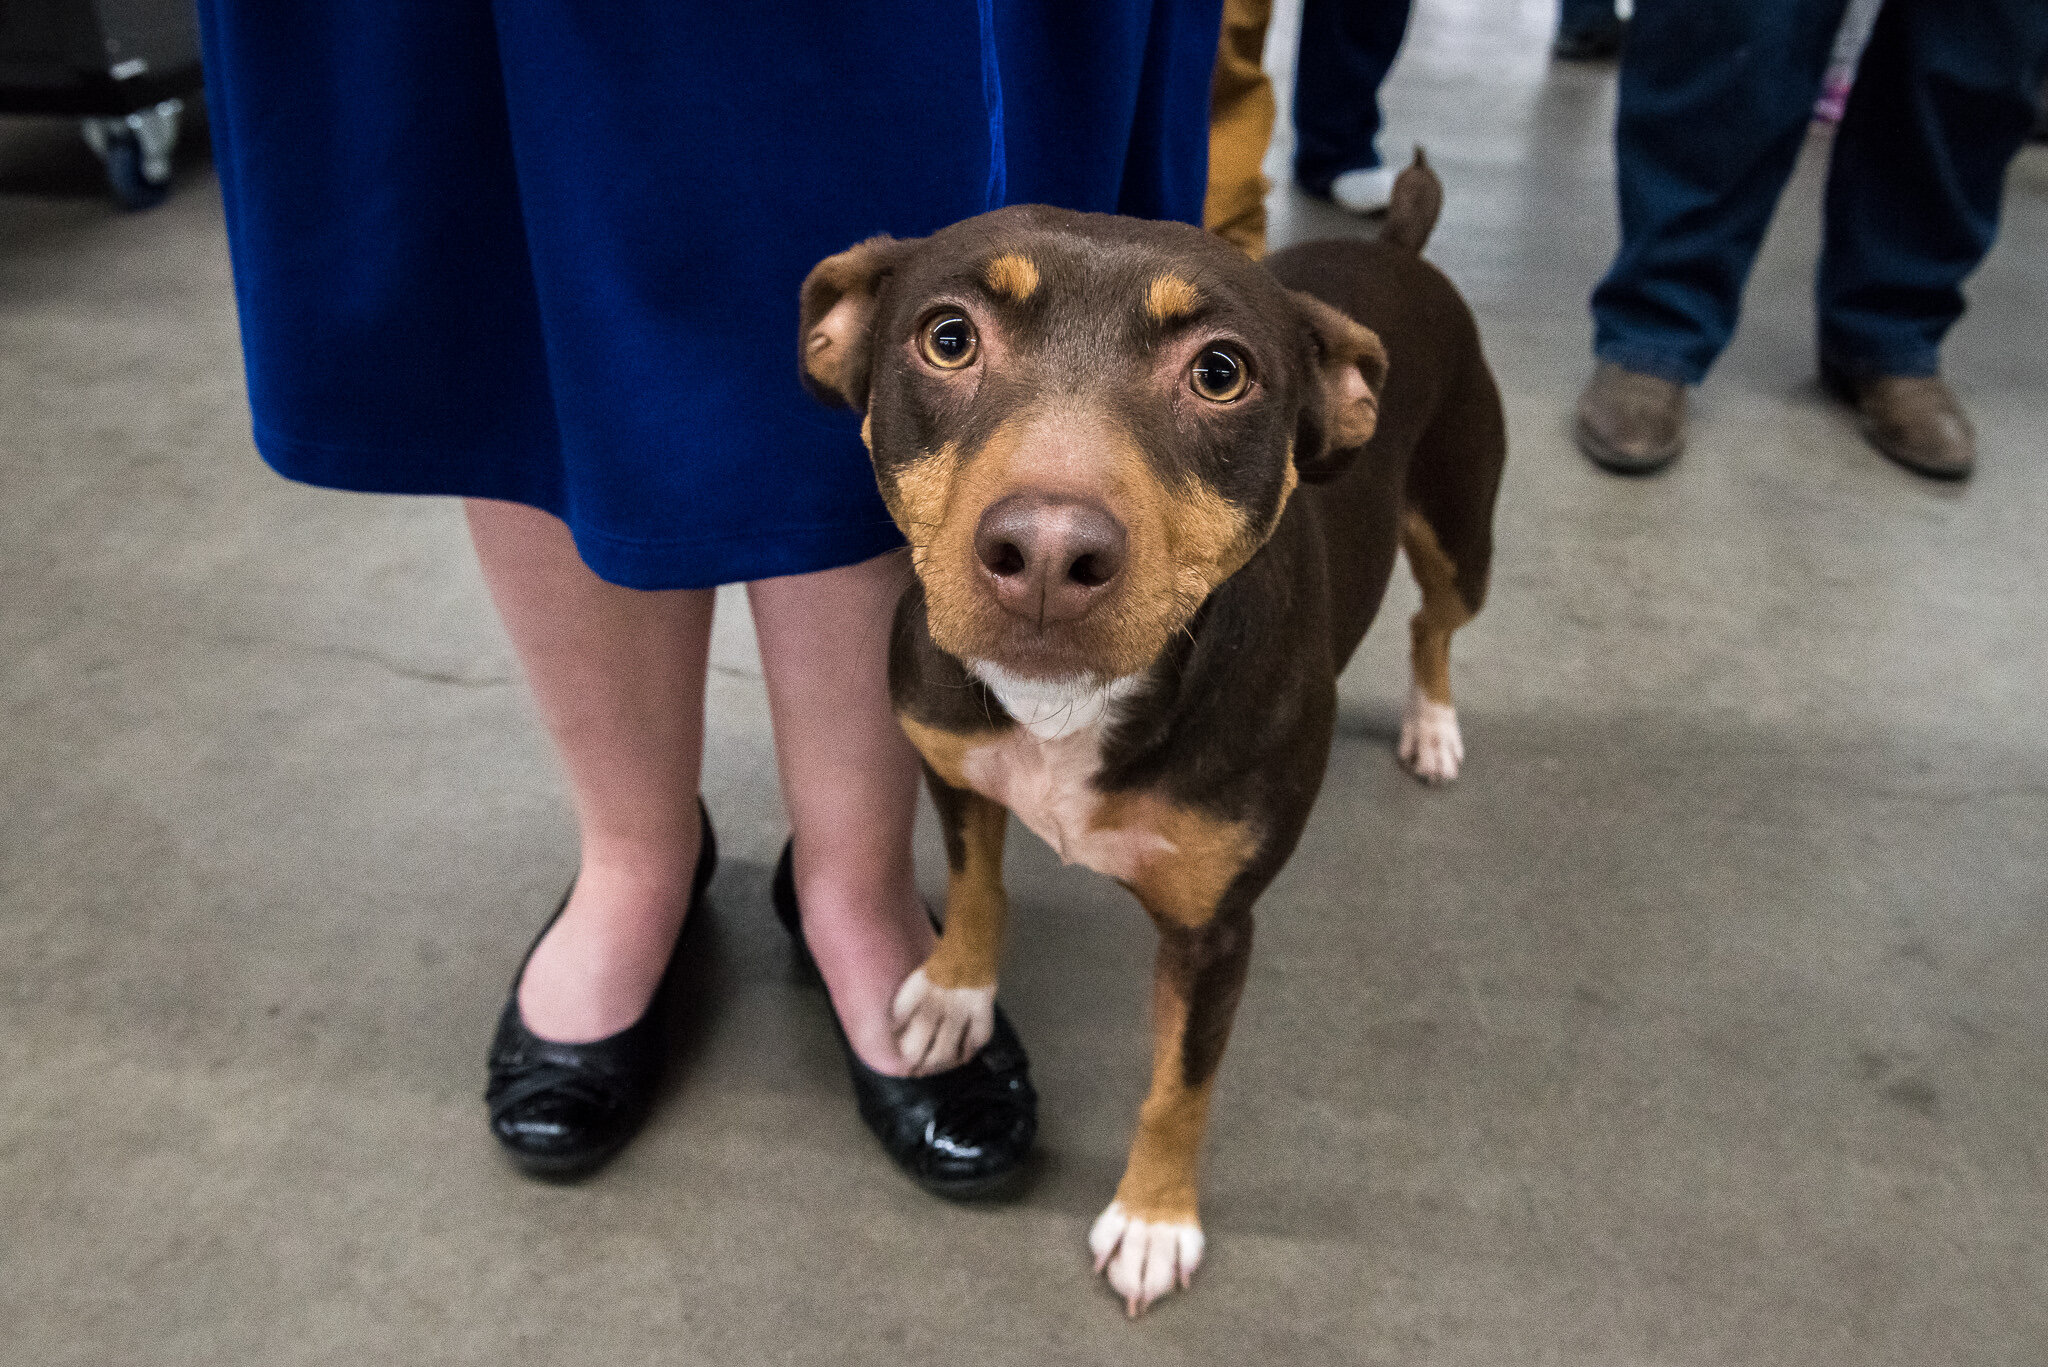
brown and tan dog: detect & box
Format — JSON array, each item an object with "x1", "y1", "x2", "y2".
[{"x1": 799, "y1": 153, "x2": 1504, "y2": 1315}]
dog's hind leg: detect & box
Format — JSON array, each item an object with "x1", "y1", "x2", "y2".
[
  {"x1": 1396, "y1": 360, "x2": 1503, "y2": 784},
  {"x1": 1397, "y1": 509, "x2": 1477, "y2": 782}
]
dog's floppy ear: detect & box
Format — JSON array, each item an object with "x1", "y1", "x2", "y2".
[
  {"x1": 1289, "y1": 290, "x2": 1389, "y2": 484},
  {"x1": 799, "y1": 235, "x2": 917, "y2": 410}
]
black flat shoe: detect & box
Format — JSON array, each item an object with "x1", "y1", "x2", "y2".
[
  {"x1": 484, "y1": 804, "x2": 717, "y2": 1179},
  {"x1": 771, "y1": 841, "x2": 1036, "y2": 1199}
]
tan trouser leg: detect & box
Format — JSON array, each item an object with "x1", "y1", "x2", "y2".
[{"x1": 1205, "y1": 0, "x2": 1277, "y2": 258}]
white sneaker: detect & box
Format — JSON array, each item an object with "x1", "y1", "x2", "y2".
[{"x1": 1328, "y1": 165, "x2": 1397, "y2": 215}]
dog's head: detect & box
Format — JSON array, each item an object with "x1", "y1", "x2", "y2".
[{"x1": 801, "y1": 207, "x2": 1386, "y2": 684}]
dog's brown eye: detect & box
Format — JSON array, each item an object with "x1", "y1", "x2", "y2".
[
  {"x1": 921, "y1": 313, "x2": 979, "y2": 369},
  {"x1": 1190, "y1": 346, "x2": 1248, "y2": 402}
]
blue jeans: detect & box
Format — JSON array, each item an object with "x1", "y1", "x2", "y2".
[
  {"x1": 1293, "y1": 0, "x2": 1414, "y2": 195},
  {"x1": 1591, "y1": 0, "x2": 2048, "y2": 386}
]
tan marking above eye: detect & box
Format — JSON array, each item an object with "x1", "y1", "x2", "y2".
[
  {"x1": 1145, "y1": 274, "x2": 1201, "y2": 323},
  {"x1": 984, "y1": 253, "x2": 1040, "y2": 301},
  {"x1": 920, "y1": 313, "x2": 979, "y2": 370}
]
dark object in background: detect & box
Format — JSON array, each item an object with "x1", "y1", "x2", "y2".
[
  {"x1": 0, "y1": 0, "x2": 203, "y2": 208},
  {"x1": 1554, "y1": 0, "x2": 1626, "y2": 61},
  {"x1": 2035, "y1": 78, "x2": 2047, "y2": 140}
]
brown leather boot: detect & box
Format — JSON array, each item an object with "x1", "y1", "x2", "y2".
[
  {"x1": 1574, "y1": 362, "x2": 1686, "y2": 474},
  {"x1": 1834, "y1": 373, "x2": 1976, "y2": 481}
]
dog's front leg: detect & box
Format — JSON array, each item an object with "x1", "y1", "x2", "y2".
[
  {"x1": 892, "y1": 761, "x2": 1010, "y2": 1075},
  {"x1": 1091, "y1": 889, "x2": 1255, "y2": 1316}
]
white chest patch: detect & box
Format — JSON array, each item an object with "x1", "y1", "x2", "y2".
[
  {"x1": 963, "y1": 664, "x2": 1175, "y2": 881},
  {"x1": 970, "y1": 664, "x2": 1142, "y2": 742}
]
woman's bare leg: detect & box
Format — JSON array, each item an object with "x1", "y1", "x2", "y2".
[
  {"x1": 466, "y1": 498, "x2": 713, "y2": 1043},
  {"x1": 469, "y1": 501, "x2": 929, "y2": 1069},
  {"x1": 748, "y1": 551, "x2": 936, "y2": 1076}
]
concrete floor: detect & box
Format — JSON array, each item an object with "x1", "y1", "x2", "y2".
[{"x1": 4, "y1": 2, "x2": 2046, "y2": 1362}]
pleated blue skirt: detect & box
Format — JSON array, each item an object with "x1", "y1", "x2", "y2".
[{"x1": 196, "y1": 1, "x2": 1223, "y2": 588}]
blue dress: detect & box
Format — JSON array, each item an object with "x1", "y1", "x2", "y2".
[{"x1": 195, "y1": 1, "x2": 1224, "y2": 589}]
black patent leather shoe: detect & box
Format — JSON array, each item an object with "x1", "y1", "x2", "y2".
[
  {"x1": 771, "y1": 841, "x2": 1036, "y2": 1199},
  {"x1": 484, "y1": 805, "x2": 717, "y2": 1179}
]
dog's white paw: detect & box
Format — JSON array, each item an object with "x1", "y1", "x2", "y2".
[
  {"x1": 890, "y1": 966, "x2": 995, "y2": 1075},
  {"x1": 1398, "y1": 686, "x2": 1464, "y2": 784},
  {"x1": 1088, "y1": 1201, "x2": 1205, "y2": 1317}
]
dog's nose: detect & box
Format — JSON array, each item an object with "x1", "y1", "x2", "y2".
[{"x1": 973, "y1": 493, "x2": 1128, "y2": 625}]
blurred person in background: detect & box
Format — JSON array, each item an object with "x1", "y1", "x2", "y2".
[
  {"x1": 1575, "y1": 0, "x2": 2048, "y2": 482},
  {"x1": 1206, "y1": 0, "x2": 1416, "y2": 257}
]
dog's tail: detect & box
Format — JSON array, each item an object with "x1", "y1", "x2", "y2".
[{"x1": 1378, "y1": 148, "x2": 1442, "y2": 255}]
